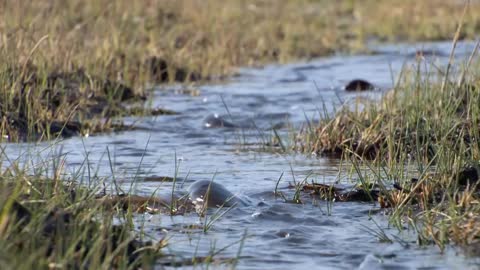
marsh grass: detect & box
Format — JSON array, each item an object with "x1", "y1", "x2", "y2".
[
  {"x1": 299, "y1": 25, "x2": 480, "y2": 250},
  {"x1": 274, "y1": 169, "x2": 317, "y2": 204},
  {"x1": 202, "y1": 202, "x2": 237, "y2": 234},
  {"x1": 0, "y1": 160, "x2": 163, "y2": 269},
  {"x1": 0, "y1": 141, "x2": 234, "y2": 268},
  {"x1": 361, "y1": 217, "x2": 393, "y2": 244},
  {"x1": 3, "y1": 0, "x2": 480, "y2": 141}
]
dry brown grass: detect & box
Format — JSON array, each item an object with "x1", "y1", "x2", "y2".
[
  {"x1": 297, "y1": 44, "x2": 480, "y2": 250},
  {"x1": 2, "y1": 0, "x2": 480, "y2": 141},
  {"x1": 3, "y1": 0, "x2": 480, "y2": 82}
]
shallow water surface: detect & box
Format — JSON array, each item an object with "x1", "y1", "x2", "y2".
[{"x1": 4, "y1": 41, "x2": 480, "y2": 269}]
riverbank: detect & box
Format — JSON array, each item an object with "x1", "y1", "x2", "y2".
[
  {"x1": 2, "y1": 0, "x2": 480, "y2": 141},
  {"x1": 298, "y1": 35, "x2": 480, "y2": 251},
  {"x1": 0, "y1": 170, "x2": 162, "y2": 268}
]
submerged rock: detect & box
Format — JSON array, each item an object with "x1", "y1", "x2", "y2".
[
  {"x1": 203, "y1": 114, "x2": 236, "y2": 128},
  {"x1": 187, "y1": 180, "x2": 245, "y2": 208},
  {"x1": 344, "y1": 79, "x2": 375, "y2": 91}
]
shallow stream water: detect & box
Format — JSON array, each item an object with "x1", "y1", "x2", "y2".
[{"x1": 4, "y1": 41, "x2": 480, "y2": 269}]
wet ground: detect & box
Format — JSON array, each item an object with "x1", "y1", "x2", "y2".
[{"x1": 3, "y1": 41, "x2": 480, "y2": 269}]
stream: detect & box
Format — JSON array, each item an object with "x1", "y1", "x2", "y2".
[{"x1": 3, "y1": 41, "x2": 480, "y2": 269}]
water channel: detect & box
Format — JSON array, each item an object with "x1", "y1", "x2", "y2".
[{"x1": 3, "y1": 41, "x2": 480, "y2": 269}]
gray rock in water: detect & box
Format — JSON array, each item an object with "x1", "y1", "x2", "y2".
[
  {"x1": 187, "y1": 180, "x2": 245, "y2": 208},
  {"x1": 203, "y1": 114, "x2": 236, "y2": 128}
]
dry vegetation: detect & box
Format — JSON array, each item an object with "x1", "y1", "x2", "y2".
[
  {"x1": 298, "y1": 34, "x2": 480, "y2": 251},
  {"x1": 1, "y1": 0, "x2": 480, "y2": 141},
  {"x1": 0, "y1": 170, "x2": 162, "y2": 269},
  {"x1": 3, "y1": 0, "x2": 480, "y2": 78}
]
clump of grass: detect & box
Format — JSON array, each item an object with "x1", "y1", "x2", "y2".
[
  {"x1": 298, "y1": 21, "x2": 480, "y2": 250},
  {"x1": 0, "y1": 60, "x2": 150, "y2": 141},
  {"x1": 299, "y1": 57, "x2": 480, "y2": 162},
  {"x1": 0, "y1": 160, "x2": 166, "y2": 269}
]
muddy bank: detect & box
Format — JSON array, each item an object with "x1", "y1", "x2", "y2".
[
  {"x1": 0, "y1": 57, "x2": 194, "y2": 141},
  {"x1": 3, "y1": 0, "x2": 480, "y2": 143}
]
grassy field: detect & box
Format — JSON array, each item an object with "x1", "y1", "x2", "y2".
[
  {"x1": 2, "y1": 0, "x2": 480, "y2": 141},
  {"x1": 4, "y1": 0, "x2": 480, "y2": 78},
  {"x1": 3, "y1": 0, "x2": 480, "y2": 266}
]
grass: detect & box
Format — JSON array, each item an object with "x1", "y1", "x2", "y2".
[
  {"x1": 0, "y1": 161, "x2": 163, "y2": 269},
  {"x1": 0, "y1": 139, "x2": 245, "y2": 269},
  {"x1": 298, "y1": 13, "x2": 480, "y2": 251},
  {"x1": 3, "y1": 0, "x2": 480, "y2": 141},
  {"x1": 0, "y1": 143, "x2": 242, "y2": 268}
]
